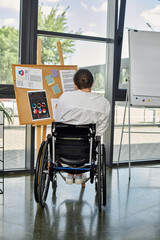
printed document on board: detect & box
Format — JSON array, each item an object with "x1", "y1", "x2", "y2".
[
  {"x1": 60, "y1": 70, "x2": 75, "y2": 92},
  {"x1": 15, "y1": 66, "x2": 43, "y2": 89}
]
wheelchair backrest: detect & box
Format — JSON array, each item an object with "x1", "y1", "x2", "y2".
[{"x1": 52, "y1": 122, "x2": 96, "y2": 166}]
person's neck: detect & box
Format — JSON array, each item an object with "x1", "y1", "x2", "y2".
[{"x1": 79, "y1": 88, "x2": 91, "y2": 93}]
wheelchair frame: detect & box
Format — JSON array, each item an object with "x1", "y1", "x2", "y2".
[{"x1": 34, "y1": 122, "x2": 107, "y2": 210}]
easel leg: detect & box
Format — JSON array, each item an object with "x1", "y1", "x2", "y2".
[
  {"x1": 37, "y1": 126, "x2": 41, "y2": 156},
  {"x1": 117, "y1": 79, "x2": 131, "y2": 179},
  {"x1": 42, "y1": 125, "x2": 47, "y2": 141},
  {"x1": 117, "y1": 92, "x2": 128, "y2": 166}
]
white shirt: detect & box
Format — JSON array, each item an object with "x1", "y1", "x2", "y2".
[{"x1": 55, "y1": 90, "x2": 110, "y2": 136}]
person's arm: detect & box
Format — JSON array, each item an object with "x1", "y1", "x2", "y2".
[{"x1": 96, "y1": 100, "x2": 110, "y2": 136}]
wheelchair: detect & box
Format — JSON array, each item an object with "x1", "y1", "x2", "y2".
[{"x1": 34, "y1": 122, "x2": 107, "y2": 210}]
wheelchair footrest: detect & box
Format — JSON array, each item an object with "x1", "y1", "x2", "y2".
[{"x1": 54, "y1": 166, "x2": 90, "y2": 171}]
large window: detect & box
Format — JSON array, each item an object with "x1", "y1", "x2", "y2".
[
  {"x1": 37, "y1": 0, "x2": 108, "y2": 105},
  {"x1": 38, "y1": 0, "x2": 107, "y2": 38},
  {"x1": 0, "y1": 1, "x2": 25, "y2": 170},
  {"x1": 119, "y1": 1, "x2": 160, "y2": 90},
  {"x1": 113, "y1": 102, "x2": 160, "y2": 163},
  {"x1": 0, "y1": 1, "x2": 20, "y2": 84},
  {"x1": 38, "y1": 35, "x2": 106, "y2": 90},
  {"x1": 115, "y1": 0, "x2": 160, "y2": 163}
]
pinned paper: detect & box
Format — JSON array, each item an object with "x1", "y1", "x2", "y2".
[
  {"x1": 60, "y1": 69, "x2": 75, "y2": 92},
  {"x1": 15, "y1": 67, "x2": 43, "y2": 89},
  {"x1": 52, "y1": 84, "x2": 61, "y2": 95},
  {"x1": 45, "y1": 75, "x2": 55, "y2": 85},
  {"x1": 28, "y1": 90, "x2": 50, "y2": 121},
  {"x1": 51, "y1": 69, "x2": 59, "y2": 78}
]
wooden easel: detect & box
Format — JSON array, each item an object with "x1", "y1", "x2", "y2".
[
  {"x1": 36, "y1": 38, "x2": 45, "y2": 154},
  {"x1": 12, "y1": 41, "x2": 77, "y2": 160},
  {"x1": 36, "y1": 40, "x2": 64, "y2": 154}
]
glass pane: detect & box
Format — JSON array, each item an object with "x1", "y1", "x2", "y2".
[
  {"x1": 119, "y1": 59, "x2": 129, "y2": 89},
  {"x1": 122, "y1": 0, "x2": 160, "y2": 59},
  {"x1": 116, "y1": 1, "x2": 160, "y2": 163},
  {"x1": 0, "y1": 98, "x2": 25, "y2": 170},
  {"x1": 113, "y1": 102, "x2": 160, "y2": 163},
  {"x1": 0, "y1": 0, "x2": 20, "y2": 84},
  {"x1": 119, "y1": 0, "x2": 160, "y2": 89},
  {"x1": 0, "y1": 2, "x2": 24, "y2": 170},
  {"x1": 4, "y1": 126, "x2": 25, "y2": 170},
  {"x1": 38, "y1": 36, "x2": 106, "y2": 93},
  {"x1": 0, "y1": 110, "x2": 3, "y2": 192},
  {"x1": 38, "y1": 0, "x2": 107, "y2": 37}
]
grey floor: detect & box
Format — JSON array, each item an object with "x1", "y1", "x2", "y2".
[{"x1": 1, "y1": 165, "x2": 160, "y2": 240}]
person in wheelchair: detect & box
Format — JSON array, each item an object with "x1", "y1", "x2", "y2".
[{"x1": 55, "y1": 68, "x2": 110, "y2": 185}]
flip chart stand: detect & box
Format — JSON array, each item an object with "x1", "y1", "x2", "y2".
[{"x1": 117, "y1": 79, "x2": 131, "y2": 179}]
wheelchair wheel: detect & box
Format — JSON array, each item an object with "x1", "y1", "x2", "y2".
[
  {"x1": 97, "y1": 140, "x2": 102, "y2": 210},
  {"x1": 97, "y1": 142, "x2": 107, "y2": 209},
  {"x1": 102, "y1": 144, "x2": 107, "y2": 206},
  {"x1": 38, "y1": 138, "x2": 51, "y2": 207},
  {"x1": 34, "y1": 141, "x2": 46, "y2": 203}
]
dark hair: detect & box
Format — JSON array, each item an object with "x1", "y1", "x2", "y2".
[{"x1": 73, "y1": 69, "x2": 94, "y2": 89}]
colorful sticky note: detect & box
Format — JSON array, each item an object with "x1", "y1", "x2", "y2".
[
  {"x1": 45, "y1": 75, "x2": 55, "y2": 85},
  {"x1": 51, "y1": 69, "x2": 59, "y2": 78},
  {"x1": 52, "y1": 84, "x2": 61, "y2": 95}
]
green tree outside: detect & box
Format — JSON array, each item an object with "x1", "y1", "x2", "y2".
[
  {"x1": 0, "y1": 5, "x2": 80, "y2": 84},
  {"x1": 0, "y1": 26, "x2": 19, "y2": 84},
  {"x1": 0, "y1": 5, "x2": 104, "y2": 92},
  {"x1": 38, "y1": 5, "x2": 81, "y2": 64}
]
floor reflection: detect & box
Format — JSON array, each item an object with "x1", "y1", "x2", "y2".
[
  {"x1": 33, "y1": 186, "x2": 109, "y2": 240},
  {"x1": 2, "y1": 167, "x2": 160, "y2": 240}
]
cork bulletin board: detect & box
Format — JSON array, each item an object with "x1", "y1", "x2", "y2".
[{"x1": 12, "y1": 64, "x2": 77, "y2": 126}]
